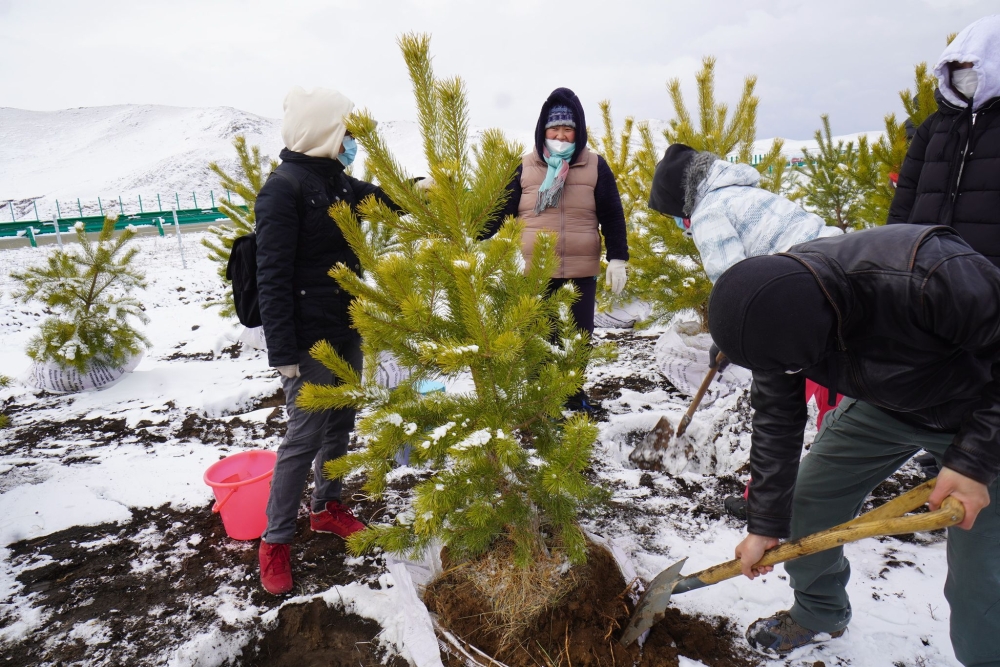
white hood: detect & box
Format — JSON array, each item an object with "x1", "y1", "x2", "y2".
[
  {"x1": 699, "y1": 160, "x2": 761, "y2": 197},
  {"x1": 934, "y1": 14, "x2": 1000, "y2": 111},
  {"x1": 280, "y1": 86, "x2": 354, "y2": 160}
]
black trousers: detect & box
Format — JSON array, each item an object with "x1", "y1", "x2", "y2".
[{"x1": 547, "y1": 276, "x2": 597, "y2": 335}]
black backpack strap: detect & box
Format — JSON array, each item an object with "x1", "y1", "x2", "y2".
[{"x1": 270, "y1": 167, "x2": 303, "y2": 201}]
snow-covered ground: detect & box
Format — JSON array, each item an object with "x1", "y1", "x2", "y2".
[{"x1": 0, "y1": 231, "x2": 960, "y2": 666}]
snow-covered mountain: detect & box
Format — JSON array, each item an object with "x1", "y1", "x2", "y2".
[
  {"x1": 0, "y1": 104, "x2": 536, "y2": 221},
  {"x1": 0, "y1": 104, "x2": 877, "y2": 222},
  {"x1": 0, "y1": 105, "x2": 281, "y2": 219}
]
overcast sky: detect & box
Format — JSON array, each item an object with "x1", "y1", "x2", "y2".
[{"x1": 1, "y1": 0, "x2": 995, "y2": 140}]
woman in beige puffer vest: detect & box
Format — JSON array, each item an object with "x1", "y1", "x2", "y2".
[{"x1": 485, "y1": 87, "x2": 630, "y2": 412}]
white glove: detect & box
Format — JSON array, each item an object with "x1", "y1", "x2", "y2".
[
  {"x1": 276, "y1": 364, "x2": 300, "y2": 379},
  {"x1": 605, "y1": 259, "x2": 628, "y2": 295},
  {"x1": 414, "y1": 176, "x2": 435, "y2": 191}
]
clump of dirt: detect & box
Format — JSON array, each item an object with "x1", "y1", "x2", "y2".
[
  {"x1": 425, "y1": 544, "x2": 757, "y2": 667},
  {"x1": 239, "y1": 598, "x2": 407, "y2": 667},
  {"x1": 642, "y1": 607, "x2": 757, "y2": 667},
  {"x1": 252, "y1": 386, "x2": 286, "y2": 411}
]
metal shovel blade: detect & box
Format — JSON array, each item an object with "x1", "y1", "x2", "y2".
[
  {"x1": 619, "y1": 557, "x2": 687, "y2": 647},
  {"x1": 628, "y1": 415, "x2": 674, "y2": 465}
]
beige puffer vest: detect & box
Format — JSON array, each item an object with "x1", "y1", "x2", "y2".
[{"x1": 517, "y1": 147, "x2": 600, "y2": 278}]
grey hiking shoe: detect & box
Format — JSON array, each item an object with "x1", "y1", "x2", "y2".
[{"x1": 746, "y1": 611, "x2": 845, "y2": 657}]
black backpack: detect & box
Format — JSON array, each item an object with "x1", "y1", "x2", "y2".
[{"x1": 226, "y1": 169, "x2": 302, "y2": 328}]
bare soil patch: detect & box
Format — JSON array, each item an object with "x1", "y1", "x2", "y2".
[{"x1": 240, "y1": 598, "x2": 408, "y2": 667}]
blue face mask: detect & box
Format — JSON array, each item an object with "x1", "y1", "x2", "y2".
[
  {"x1": 338, "y1": 136, "x2": 357, "y2": 167},
  {"x1": 674, "y1": 216, "x2": 692, "y2": 237}
]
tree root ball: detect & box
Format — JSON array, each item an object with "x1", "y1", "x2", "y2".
[{"x1": 424, "y1": 542, "x2": 758, "y2": 667}]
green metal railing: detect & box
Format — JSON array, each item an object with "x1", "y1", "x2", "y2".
[
  {"x1": 0, "y1": 207, "x2": 244, "y2": 246},
  {"x1": 1, "y1": 190, "x2": 245, "y2": 246}
]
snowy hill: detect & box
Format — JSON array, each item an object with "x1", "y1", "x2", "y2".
[
  {"x1": 0, "y1": 104, "x2": 875, "y2": 222},
  {"x1": 0, "y1": 105, "x2": 283, "y2": 218},
  {"x1": 0, "y1": 105, "x2": 535, "y2": 221}
]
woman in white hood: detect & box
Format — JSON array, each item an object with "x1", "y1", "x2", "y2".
[{"x1": 888, "y1": 14, "x2": 1000, "y2": 267}]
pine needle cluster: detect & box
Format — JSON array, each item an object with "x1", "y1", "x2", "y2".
[
  {"x1": 297, "y1": 34, "x2": 608, "y2": 567},
  {"x1": 665, "y1": 56, "x2": 787, "y2": 193},
  {"x1": 202, "y1": 136, "x2": 276, "y2": 318},
  {"x1": 11, "y1": 218, "x2": 148, "y2": 373},
  {"x1": 790, "y1": 115, "x2": 865, "y2": 231}
]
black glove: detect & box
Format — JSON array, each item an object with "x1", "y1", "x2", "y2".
[{"x1": 709, "y1": 343, "x2": 730, "y2": 373}]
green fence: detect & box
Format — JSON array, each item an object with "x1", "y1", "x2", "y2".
[{"x1": 0, "y1": 206, "x2": 244, "y2": 246}]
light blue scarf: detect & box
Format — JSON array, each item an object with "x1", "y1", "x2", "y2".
[{"x1": 534, "y1": 143, "x2": 575, "y2": 214}]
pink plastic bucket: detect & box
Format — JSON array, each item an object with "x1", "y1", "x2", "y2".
[{"x1": 203, "y1": 450, "x2": 277, "y2": 540}]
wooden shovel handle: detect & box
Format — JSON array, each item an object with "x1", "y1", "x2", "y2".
[
  {"x1": 676, "y1": 353, "x2": 725, "y2": 437},
  {"x1": 694, "y1": 479, "x2": 964, "y2": 587}
]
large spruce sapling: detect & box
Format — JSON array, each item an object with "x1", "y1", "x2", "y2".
[
  {"x1": 296, "y1": 33, "x2": 609, "y2": 571},
  {"x1": 11, "y1": 217, "x2": 148, "y2": 373}
]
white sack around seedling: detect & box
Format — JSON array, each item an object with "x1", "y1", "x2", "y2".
[
  {"x1": 653, "y1": 325, "x2": 750, "y2": 399},
  {"x1": 23, "y1": 351, "x2": 144, "y2": 393}
]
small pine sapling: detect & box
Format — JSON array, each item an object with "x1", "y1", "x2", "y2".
[
  {"x1": 202, "y1": 135, "x2": 276, "y2": 318},
  {"x1": 589, "y1": 102, "x2": 712, "y2": 325},
  {"x1": 11, "y1": 217, "x2": 149, "y2": 373},
  {"x1": 855, "y1": 58, "x2": 941, "y2": 227},
  {"x1": 595, "y1": 57, "x2": 789, "y2": 329},
  {"x1": 790, "y1": 115, "x2": 864, "y2": 231},
  {"x1": 665, "y1": 56, "x2": 786, "y2": 193},
  {"x1": 296, "y1": 33, "x2": 609, "y2": 570}
]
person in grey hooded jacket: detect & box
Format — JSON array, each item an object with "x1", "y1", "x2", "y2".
[
  {"x1": 888, "y1": 15, "x2": 1000, "y2": 266},
  {"x1": 649, "y1": 144, "x2": 841, "y2": 283}
]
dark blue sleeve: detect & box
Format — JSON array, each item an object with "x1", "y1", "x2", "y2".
[
  {"x1": 254, "y1": 174, "x2": 300, "y2": 368},
  {"x1": 346, "y1": 175, "x2": 403, "y2": 214},
  {"x1": 595, "y1": 155, "x2": 629, "y2": 261},
  {"x1": 481, "y1": 165, "x2": 522, "y2": 240}
]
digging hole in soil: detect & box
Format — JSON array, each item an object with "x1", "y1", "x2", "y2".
[
  {"x1": 424, "y1": 543, "x2": 757, "y2": 667},
  {"x1": 239, "y1": 598, "x2": 408, "y2": 667}
]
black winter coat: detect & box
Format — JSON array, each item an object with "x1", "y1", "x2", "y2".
[
  {"x1": 888, "y1": 89, "x2": 1000, "y2": 266},
  {"x1": 743, "y1": 225, "x2": 1000, "y2": 538},
  {"x1": 254, "y1": 149, "x2": 395, "y2": 368}
]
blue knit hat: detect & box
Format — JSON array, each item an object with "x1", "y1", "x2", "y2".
[{"x1": 545, "y1": 105, "x2": 576, "y2": 129}]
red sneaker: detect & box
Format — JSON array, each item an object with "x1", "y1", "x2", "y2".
[
  {"x1": 310, "y1": 500, "x2": 366, "y2": 538},
  {"x1": 259, "y1": 540, "x2": 293, "y2": 595}
]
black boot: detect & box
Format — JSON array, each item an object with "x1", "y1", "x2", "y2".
[
  {"x1": 914, "y1": 452, "x2": 940, "y2": 479},
  {"x1": 724, "y1": 495, "x2": 748, "y2": 521},
  {"x1": 564, "y1": 388, "x2": 596, "y2": 415}
]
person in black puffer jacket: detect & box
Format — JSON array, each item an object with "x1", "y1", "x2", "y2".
[
  {"x1": 708, "y1": 224, "x2": 1000, "y2": 664},
  {"x1": 888, "y1": 15, "x2": 1000, "y2": 266},
  {"x1": 254, "y1": 86, "x2": 399, "y2": 596}
]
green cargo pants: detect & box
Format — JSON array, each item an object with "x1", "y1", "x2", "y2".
[{"x1": 784, "y1": 398, "x2": 1000, "y2": 667}]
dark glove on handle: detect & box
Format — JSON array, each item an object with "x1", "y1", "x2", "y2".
[{"x1": 709, "y1": 343, "x2": 730, "y2": 373}]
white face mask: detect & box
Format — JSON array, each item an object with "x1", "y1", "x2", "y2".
[
  {"x1": 952, "y1": 68, "x2": 979, "y2": 98},
  {"x1": 545, "y1": 139, "x2": 574, "y2": 155}
]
